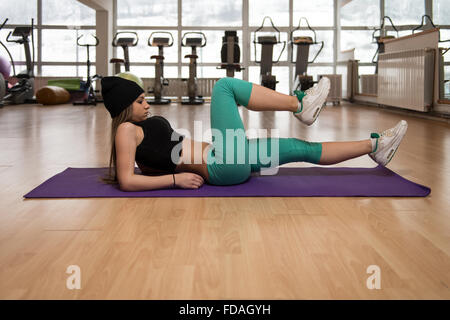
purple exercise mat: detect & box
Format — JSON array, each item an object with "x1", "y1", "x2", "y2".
[{"x1": 23, "y1": 166, "x2": 430, "y2": 198}]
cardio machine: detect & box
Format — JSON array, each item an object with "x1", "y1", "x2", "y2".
[
  {"x1": 217, "y1": 30, "x2": 243, "y2": 77},
  {"x1": 290, "y1": 17, "x2": 324, "y2": 92},
  {"x1": 73, "y1": 34, "x2": 102, "y2": 106},
  {"x1": 181, "y1": 32, "x2": 207, "y2": 105},
  {"x1": 110, "y1": 31, "x2": 138, "y2": 74},
  {"x1": 147, "y1": 31, "x2": 174, "y2": 105},
  {"x1": 372, "y1": 16, "x2": 398, "y2": 74},
  {"x1": 0, "y1": 18, "x2": 36, "y2": 106},
  {"x1": 253, "y1": 16, "x2": 286, "y2": 90}
]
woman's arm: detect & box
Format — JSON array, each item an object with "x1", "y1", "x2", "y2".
[
  {"x1": 136, "y1": 162, "x2": 168, "y2": 176},
  {"x1": 115, "y1": 123, "x2": 204, "y2": 191}
]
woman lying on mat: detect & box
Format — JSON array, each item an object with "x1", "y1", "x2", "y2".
[{"x1": 101, "y1": 76, "x2": 407, "y2": 191}]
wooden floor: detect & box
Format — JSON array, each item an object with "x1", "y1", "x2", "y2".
[{"x1": 0, "y1": 100, "x2": 449, "y2": 299}]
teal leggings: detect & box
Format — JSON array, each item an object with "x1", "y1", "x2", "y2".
[{"x1": 206, "y1": 77, "x2": 323, "y2": 185}]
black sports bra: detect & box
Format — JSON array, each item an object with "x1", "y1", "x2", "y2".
[{"x1": 132, "y1": 116, "x2": 185, "y2": 173}]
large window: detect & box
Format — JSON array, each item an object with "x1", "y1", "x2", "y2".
[
  {"x1": 293, "y1": 0, "x2": 334, "y2": 27},
  {"x1": 117, "y1": 0, "x2": 178, "y2": 26},
  {"x1": 249, "y1": 0, "x2": 289, "y2": 27},
  {"x1": 42, "y1": 0, "x2": 95, "y2": 25},
  {"x1": 433, "y1": 0, "x2": 450, "y2": 25},
  {"x1": 385, "y1": 0, "x2": 424, "y2": 26},
  {"x1": 182, "y1": 0, "x2": 241, "y2": 26},
  {"x1": 2, "y1": 0, "x2": 37, "y2": 24},
  {"x1": 340, "y1": 0, "x2": 379, "y2": 27}
]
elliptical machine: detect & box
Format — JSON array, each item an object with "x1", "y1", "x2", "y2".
[
  {"x1": 181, "y1": 32, "x2": 207, "y2": 105},
  {"x1": 290, "y1": 17, "x2": 324, "y2": 93},
  {"x1": 372, "y1": 16, "x2": 398, "y2": 74},
  {"x1": 147, "y1": 31, "x2": 174, "y2": 105},
  {"x1": 110, "y1": 31, "x2": 138, "y2": 74},
  {"x1": 253, "y1": 16, "x2": 286, "y2": 90},
  {"x1": 73, "y1": 34, "x2": 102, "y2": 106},
  {"x1": 217, "y1": 30, "x2": 243, "y2": 77},
  {"x1": 0, "y1": 18, "x2": 36, "y2": 106}
]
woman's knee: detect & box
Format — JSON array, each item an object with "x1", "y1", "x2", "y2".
[{"x1": 212, "y1": 77, "x2": 233, "y2": 97}]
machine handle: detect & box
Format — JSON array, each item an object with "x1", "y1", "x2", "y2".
[
  {"x1": 0, "y1": 18, "x2": 8, "y2": 31},
  {"x1": 253, "y1": 16, "x2": 282, "y2": 44},
  {"x1": 252, "y1": 16, "x2": 285, "y2": 63},
  {"x1": 371, "y1": 47, "x2": 379, "y2": 64},
  {"x1": 77, "y1": 34, "x2": 99, "y2": 47},
  {"x1": 308, "y1": 40, "x2": 324, "y2": 64},
  {"x1": 289, "y1": 17, "x2": 318, "y2": 45},
  {"x1": 412, "y1": 15, "x2": 436, "y2": 34},
  {"x1": 112, "y1": 31, "x2": 138, "y2": 47},
  {"x1": 181, "y1": 32, "x2": 207, "y2": 47},
  {"x1": 274, "y1": 40, "x2": 286, "y2": 63},
  {"x1": 372, "y1": 16, "x2": 399, "y2": 43},
  {"x1": 289, "y1": 17, "x2": 323, "y2": 63},
  {"x1": 148, "y1": 31, "x2": 174, "y2": 47},
  {"x1": 411, "y1": 15, "x2": 450, "y2": 43},
  {"x1": 6, "y1": 31, "x2": 14, "y2": 43}
]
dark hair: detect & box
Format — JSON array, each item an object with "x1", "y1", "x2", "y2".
[{"x1": 101, "y1": 104, "x2": 134, "y2": 184}]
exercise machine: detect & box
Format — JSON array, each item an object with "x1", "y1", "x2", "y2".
[
  {"x1": 0, "y1": 18, "x2": 36, "y2": 106},
  {"x1": 147, "y1": 31, "x2": 174, "y2": 105},
  {"x1": 217, "y1": 30, "x2": 243, "y2": 77},
  {"x1": 110, "y1": 31, "x2": 138, "y2": 74},
  {"x1": 253, "y1": 16, "x2": 286, "y2": 90},
  {"x1": 372, "y1": 16, "x2": 398, "y2": 74},
  {"x1": 73, "y1": 34, "x2": 102, "y2": 106},
  {"x1": 413, "y1": 15, "x2": 450, "y2": 43},
  {"x1": 181, "y1": 32, "x2": 207, "y2": 105},
  {"x1": 290, "y1": 17, "x2": 324, "y2": 92},
  {"x1": 412, "y1": 15, "x2": 450, "y2": 101}
]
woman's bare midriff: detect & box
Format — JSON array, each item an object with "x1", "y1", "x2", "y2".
[
  {"x1": 134, "y1": 124, "x2": 211, "y2": 183},
  {"x1": 175, "y1": 137, "x2": 211, "y2": 183}
]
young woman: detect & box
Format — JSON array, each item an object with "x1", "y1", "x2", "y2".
[{"x1": 101, "y1": 76, "x2": 407, "y2": 191}]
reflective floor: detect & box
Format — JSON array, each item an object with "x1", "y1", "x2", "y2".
[{"x1": 0, "y1": 101, "x2": 449, "y2": 299}]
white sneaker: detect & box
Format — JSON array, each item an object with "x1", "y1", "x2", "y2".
[
  {"x1": 293, "y1": 76, "x2": 330, "y2": 126},
  {"x1": 369, "y1": 120, "x2": 408, "y2": 166}
]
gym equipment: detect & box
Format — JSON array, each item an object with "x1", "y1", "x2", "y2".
[
  {"x1": 181, "y1": 32, "x2": 207, "y2": 105},
  {"x1": 73, "y1": 34, "x2": 102, "y2": 106},
  {"x1": 110, "y1": 31, "x2": 138, "y2": 74},
  {"x1": 413, "y1": 15, "x2": 450, "y2": 43},
  {"x1": 0, "y1": 18, "x2": 36, "y2": 106},
  {"x1": 24, "y1": 166, "x2": 430, "y2": 198},
  {"x1": 372, "y1": 16, "x2": 398, "y2": 74},
  {"x1": 217, "y1": 30, "x2": 243, "y2": 77},
  {"x1": 36, "y1": 86, "x2": 71, "y2": 105},
  {"x1": 290, "y1": 17, "x2": 324, "y2": 92},
  {"x1": 147, "y1": 31, "x2": 174, "y2": 105},
  {"x1": 253, "y1": 16, "x2": 286, "y2": 90},
  {"x1": 116, "y1": 71, "x2": 144, "y2": 90}
]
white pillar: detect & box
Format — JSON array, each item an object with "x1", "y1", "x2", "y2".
[{"x1": 77, "y1": 0, "x2": 114, "y2": 76}]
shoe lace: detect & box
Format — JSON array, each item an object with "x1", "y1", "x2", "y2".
[
  {"x1": 381, "y1": 128, "x2": 395, "y2": 137},
  {"x1": 305, "y1": 85, "x2": 318, "y2": 96}
]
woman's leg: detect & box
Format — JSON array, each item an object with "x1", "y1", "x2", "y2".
[
  {"x1": 246, "y1": 83, "x2": 298, "y2": 112},
  {"x1": 319, "y1": 140, "x2": 372, "y2": 165},
  {"x1": 207, "y1": 77, "x2": 377, "y2": 183},
  {"x1": 207, "y1": 78, "x2": 253, "y2": 185},
  {"x1": 248, "y1": 138, "x2": 373, "y2": 172}
]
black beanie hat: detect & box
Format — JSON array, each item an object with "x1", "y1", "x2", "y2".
[{"x1": 101, "y1": 76, "x2": 144, "y2": 118}]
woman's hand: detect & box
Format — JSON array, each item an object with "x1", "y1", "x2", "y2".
[{"x1": 174, "y1": 173, "x2": 204, "y2": 189}]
